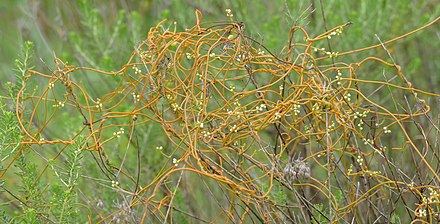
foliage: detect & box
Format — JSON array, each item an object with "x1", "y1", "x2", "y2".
[{"x1": 0, "y1": 1, "x2": 439, "y2": 223}]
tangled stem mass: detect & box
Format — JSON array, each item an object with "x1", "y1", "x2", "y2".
[{"x1": 10, "y1": 11, "x2": 440, "y2": 223}]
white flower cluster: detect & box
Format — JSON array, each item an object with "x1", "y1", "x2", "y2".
[
  {"x1": 133, "y1": 65, "x2": 142, "y2": 75},
  {"x1": 343, "y1": 93, "x2": 351, "y2": 101},
  {"x1": 226, "y1": 9, "x2": 233, "y2": 18},
  {"x1": 113, "y1": 128, "x2": 125, "y2": 138},
  {"x1": 274, "y1": 112, "x2": 282, "y2": 120},
  {"x1": 383, "y1": 126, "x2": 391, "y2": 134},
  {"x1": 171, "y1": 102, "x2": 182, "y2": 112},
  {"x1": 53, "y1": 101, "x2": 65, "y2": 108},
  {"x1": 95, "y1": 98, "x2": 103, "y2": 110},
  {"x1": 255, "y1": 103, "x2": 267, "y2": 112},
  {"x1": 336, "y1": 70, "x2": 343, "y2": 86},
  {"x1": 356, "y1": 155, "x2": 363, "y2": 166},
  {"x1": 363, "y1": 138, "x2": 373, "y2": 145},
  {"x1": 327, "y1": 27, "x2": 343, "y2": 39},
  {"x1": 326, "y1": 51, "x2": 339, "y2": 58},
  {"x1": 132, "y1": 92, "x2": 140, "y2": 103},
  {"x1": 111, "y1": 180, "x2": 119, "y2": 188},
  {"x1": 230, "y1": 124, "x2": 238, "y2": 133},
  {"x1": 186, "y1": 53, "x2": 194, "y2": 59},
  {"x1": 292, "y1": 104, "x2": 301, "y2": 116},
  {"x1": 172, "y1": 158, "x2": 179, "y2": 166},
  {"x1": 353, "y1": 111, "x2": 368, "y2": 119}
]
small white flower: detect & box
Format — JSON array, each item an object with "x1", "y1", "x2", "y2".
[
  {"x1": 419, "y1": 208, "x2": 426, "y2": 217},
  {"x1": 225, "y1": 9, "x2": 233, "y2": 17},
  {"x1": 198, "y1": 122, "x2": 204, "y2": 128},
  {"x1": 172, "y1": 158, "x2": 179, "y2": 166},
  {"x1": 274, "y1": 112, "x2": 282, "y2": 120},
  {"x1": 357, "y1": 156, "x2": 363, "y2": 166},
  {"x1": 230, "y1": 124, "x2": 237, "y2": 132},
  {"x1": 111, "y1": 180, "x2": 119, "y2": 188},
  {"x1": 95, "y1": 98, "x2": 103, "y2": 109}
]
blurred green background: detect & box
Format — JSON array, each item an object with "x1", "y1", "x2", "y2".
[
  {"x1": 1, "y1": 0, "x2": 439, "y2": 91},
  {"x1": 0, "y1": 0, "x2": 439, "y2": 223}
]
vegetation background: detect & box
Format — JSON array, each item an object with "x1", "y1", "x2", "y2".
[
  {"x1": 0, "y1": 0, "x2": 439, "y2": 223},
  {"x1": 0, "y1": 1, "x2": 439, "y2": 86}
]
